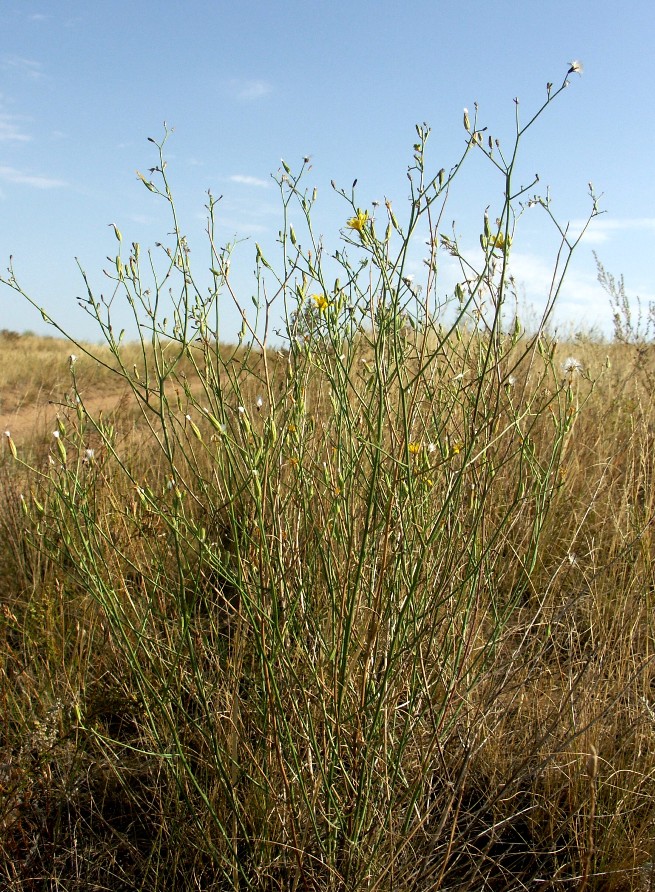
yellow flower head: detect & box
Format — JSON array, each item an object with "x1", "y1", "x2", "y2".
[
  {"x1": 490, "y1": 232, "x2": 511, "y2": 252},
  {"x1": 312, "y1": 293, "x2": 330, "y2": 312},
  {"x1": 346, "y1": 210, "x2": 369, "y2": 233},
  {"x1": 408, "y1": 441, "x2": 421, "y2": 455}
]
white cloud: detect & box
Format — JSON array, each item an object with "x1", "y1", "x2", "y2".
[
  {"x1": 569, "y1": 216, "x2": 655, "y2": 245},
  {"x1": 195, "y1": 208, "x2": 268, "y2": 235},
  {"x1": 412, "y1": 246, "x2": 613, "y2": 334},
  {"x1": 0, "y1": 116, "x2": 31, "y2": 142},
  {"x1": 507, "y1": 249, "x2": 613, "y2": 332},
  {"x1": 0, "y1": 166, "x2": 67, "y2": 189},
  {"x1": 1, "y1": 55, "x2": 43, "y2": 81},
  {"x1": 129, "y1": 213, "x2": 158, "y2": 226},
  {"x1": 221, "y1": 220, "x2": 268, "y2": 234},
  {"x1": 225, "y1": 78, "x2": 273, "y2": 101},
  {"x1": 0, "y1": 93, "x2": 32, "y2": 142},
  {"x1": 229, "y1": 174, "x2": 269, "y2": 188}
]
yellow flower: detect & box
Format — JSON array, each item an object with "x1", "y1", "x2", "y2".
[
  {"x1": 346, "y1": 210, "x2": 369, "y2": 233},
  {"x1": 408, "y1": 441, "x2": 421, "y2": 455},
  {"x1": 450, "y1": 442, "x2": 463, "y2": 456},
  {"x1": 312, "y1": 293, "x2": 330, "y2": 312},
  {"x1": 490, "y1": 232, "x2": 511, "y2": 251}
]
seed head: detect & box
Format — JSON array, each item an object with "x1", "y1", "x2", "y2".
[{"x1": 562, "y1": 356, "x2": 583, "y2": 376}]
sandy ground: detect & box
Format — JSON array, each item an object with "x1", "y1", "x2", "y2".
[{"x1": 1, "y1": 388, "x2": 130, "y2": 445}]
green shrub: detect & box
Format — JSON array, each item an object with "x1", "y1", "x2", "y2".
[{"x1": 6, "y1": 63, "x2": 653, "y2": 891}]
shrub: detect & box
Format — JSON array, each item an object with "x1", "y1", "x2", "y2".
[{"x1": 5, "y1": 63, "x2": 654, "y2": 891}]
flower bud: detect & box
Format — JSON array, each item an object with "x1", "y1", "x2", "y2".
[{"x1": 4, "y1": 430, "x2": 17, "y2": 460}]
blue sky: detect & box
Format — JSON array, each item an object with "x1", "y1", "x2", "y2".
[{"x1": 0, "y1": 0, "x2": 653, "y2": 342}]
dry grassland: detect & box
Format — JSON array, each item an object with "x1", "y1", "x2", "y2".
[{"x1": 1, "y1": 328, "x2": 655, "y2": 891}]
